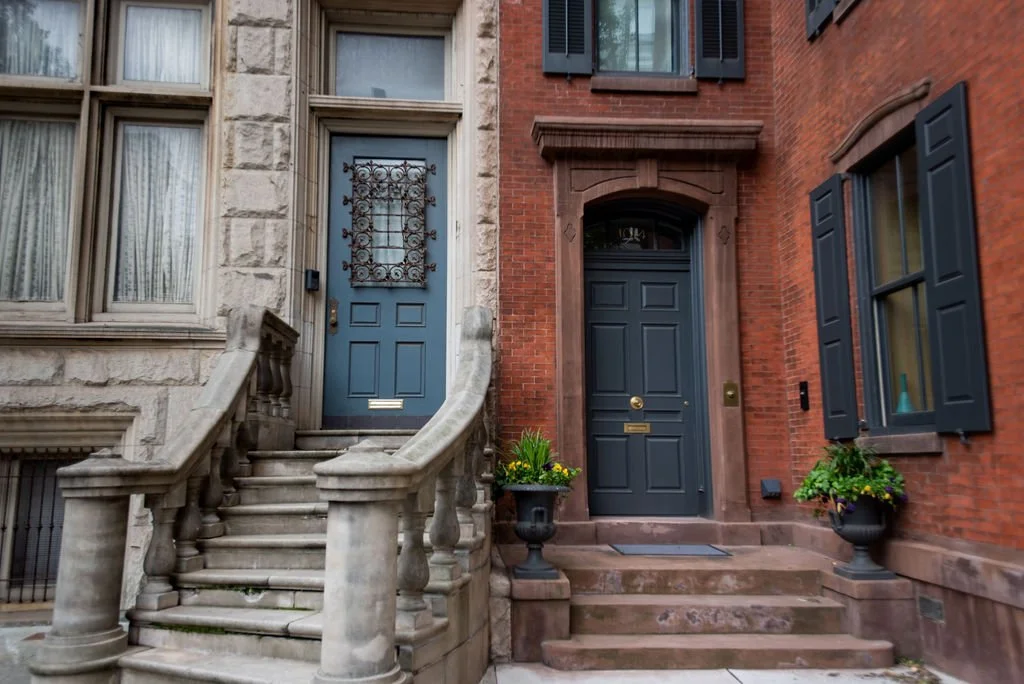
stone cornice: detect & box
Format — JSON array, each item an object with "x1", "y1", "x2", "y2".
[
  {"x1": 532, "y1": 116, "x2": 763, "y2": 160},
  {"x1": 829, "y1": 78, "x2": 932, "y2": 164}
]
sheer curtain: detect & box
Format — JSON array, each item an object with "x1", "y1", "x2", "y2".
[
  {"x1": 0, "y1": 0, "x2": 81, "y2": 78},
  {"x1": 0, "y1": 119, "x2": 75, "y2": 302},
  {"x1": 114, "y1": 124, "x2": 201, "y2": 304},
  {"x1": 123, "y1": 5, "x2": 202, "y2": 84}
]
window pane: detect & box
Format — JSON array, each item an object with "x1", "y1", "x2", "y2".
[
  {"x1": 335, "y1": 33, "x2": 445, "y2": 100},
  {"x1": 123, "y1": 5, "x2": 203, "y2": 84},
  {"x1": 114, "y1": 124, "x2": 201, "y2": 304},
  {"x1": 881, "y1": 286, "x2": 931, "y2": 414},
  {"x1": 899, "y1": 147, "x2": 923, "y2": 275},
  {"x1": 598, "y1": 0, "x2": 674, "y2": 73},
  {"x1": 869, "y1": 156, "x2": 903, "y2": 285},
  {"x1": 0, "y1": 0, "x2": 80, "y2": 78},
  {"x1": 0, "y1": 119, "x2": 75, "y2": 302},
  {"x1": 585, "y1": 219, "x2": 684, "y2": 251}
]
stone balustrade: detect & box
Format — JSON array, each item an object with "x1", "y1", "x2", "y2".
[
  {"x1": 27, "y1": 306, "x2": 298, "y2": 683},
  {"x1": 313, "y1": 306, "x2": 494, "y2": 684}
]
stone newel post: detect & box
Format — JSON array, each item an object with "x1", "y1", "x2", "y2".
[{"x1": 30, "y1": 493, "x2": 131, "y2": 683}]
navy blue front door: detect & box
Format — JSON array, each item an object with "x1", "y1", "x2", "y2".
[
  {"x1": 323, "y1": 136, "x2": 447, "y2": 428},
  {"x1": 585, "y1": 258, "x2": 701, "y2": 515}
]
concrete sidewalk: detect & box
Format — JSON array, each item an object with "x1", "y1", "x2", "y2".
[{"x1": 485, "y1": 663, "x2": 967, "y2": 684}]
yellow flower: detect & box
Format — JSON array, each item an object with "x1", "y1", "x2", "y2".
[
  {"x1": 862, "y1": 486, "x2": 872, "y2": 494},
  {"x1": 883, "y1": 493, "x2": 892, "y2": 500}
]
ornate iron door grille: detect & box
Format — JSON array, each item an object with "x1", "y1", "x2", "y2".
[{"x1": 342, "y1": 158, "x2": 437, "y2": 287}]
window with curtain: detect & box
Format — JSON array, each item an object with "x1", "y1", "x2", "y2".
[
  {"x1": 0, "y1": 119, "x2": 75, "y2": 302},
  {"x1": 335, "y1": 33, "x2": 445, "y2": 100},
  {"x1": 0, "y1": 0, "x2": 81, "y2": 79},
  {"x1": 112, "y1": 123, "x2": 202, "y2": 305},
  {"x1": 120, "y1": 3, "x2": 204, "y2": 85},
  {"x1": 597, "y1": 0, "x2": 683, "y2": 74},
  {"x1": 862, "y1": 144, "x2": 933, "y2": 427}
]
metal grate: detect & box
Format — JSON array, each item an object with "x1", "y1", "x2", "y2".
[{"x1": 1, "y1": 453, "x2": 83, "y2": 603}]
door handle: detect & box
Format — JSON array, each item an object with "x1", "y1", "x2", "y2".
[
  {"x1": 328, "y1": 297, "x2": 339, "y2": 335},
  {"x1": 629, "y1": 396, "x2": 644, "y2": 410}
]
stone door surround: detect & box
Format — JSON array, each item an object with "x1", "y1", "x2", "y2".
[{"x1": 532, "y1": 116, "x2": 763, "y2": 522}]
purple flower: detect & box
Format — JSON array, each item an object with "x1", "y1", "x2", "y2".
[
  {"x1": 845, "y1": 503, "x2": 856, "y2": 513},
  {"x1": 837, "y1": 497, "x2": 847, "y2": 504},
  {"x1": 885, "y1": 486, "x2": 893, "y2": 493},
  {"x1": 543, "y1": 462, "x2": 554, "y2": 471},
  {"x1": 898, "y1": 493, "x2": 908, "y2": 503}
]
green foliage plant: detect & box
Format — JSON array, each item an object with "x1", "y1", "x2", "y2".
[
  {"x1": 794, "y1": 441, "x2": 906, "y2": 517},
  {"x1": 494, "y1": 429, "x2": 582, "y2": 488}
]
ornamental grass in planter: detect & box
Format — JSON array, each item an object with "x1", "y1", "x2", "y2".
[
  {"x1": 794, "y1": 442, "x2": 907, "y2": 580},
  {"x1": 495, "y1": 429, "x2": 581, "y2": 580}
]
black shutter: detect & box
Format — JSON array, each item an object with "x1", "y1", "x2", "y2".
[
  {"x1": 810, "y1": 175, "x2": 859, "y2": 440},
  {"x1": 695, "y1": 0, "x2": 745, "y2": 80},
  {"x1": 915, "y1": 82, "x2": 991, "y2": 434},
  {"x1": 543, "y1": 0, "x2": 593, "y2": 75},
  {"x1": 806, "y1": 0, "x2": 836, "y2": 40}
]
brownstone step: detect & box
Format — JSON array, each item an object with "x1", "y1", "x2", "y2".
[
  {"x1": 541, "y1": 633, "x2": 894, "y2": 670},
  {"x1": 564, "y1": 566, "x2": 822, "y2": 595},
  {"x1": 570, "y1": 594, "x2": 844, "y2": 635}
]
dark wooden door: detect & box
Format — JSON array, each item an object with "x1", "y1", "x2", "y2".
[{"x1": 585, "y1": 258, "x2": 701, "y2": 515}]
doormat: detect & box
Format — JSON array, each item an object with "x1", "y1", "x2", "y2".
[{"x1": 610, "y1": 544, "x2": 731, "y2": 557}]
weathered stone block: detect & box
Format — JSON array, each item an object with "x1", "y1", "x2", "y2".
[
  {"x1": 475, "y1": 37, "x2": 497, "y2": 85},
  {"x1": 273, "y1": 124, "x2": 292, "y2": 170},
  {"x1": 64, "y1": 350, "x2": 199, "y2": 386},
  {"x1": 0, "y1": 349, "x2": 62, "y2": 385},
  {"x1": 223, "y1": 218, "x2": 266, "y2": 266},
  {"x1": 474, "y1": 0, "x2": 498, "y2": 38},
  {"x1": 475, "y1": 271, "x2": 497, "y2": 309},
  {"x1": 274, "y1": 28, "x2": 292, "y2": 74},
  {"x1": 476, "y1": 84, "x2": 497, "y2": 131},
  {"x1": 217, "y1": 268, "x2": 288, "y2": 316},
  {"x1": 475, "y1": 222, "x2": 497, "y2": 271},
  {"x1": 264, "y1": 219, "x2": 291, "y2": 266},
  {"x1": 224, "y1": 74, "x2": 291, "y2": 121},
  {"x1": 232, "y1": 122, "x2": 275, "y2": 169},
  {"x1": 476, "y1": 176, "x2": 498, "y2": 226},
  {"x1": 236, "y1": 26, "x2": 275, "y2": 73},
  {"x1": 227, "y1": 0, "x2": 291, "y2": 27},
  {"x1": 476, "y1": 129, "x2": 498, "y2": 178},
  {"x1": 221, "y1": 170, "x2": 290, "y2": 218}
]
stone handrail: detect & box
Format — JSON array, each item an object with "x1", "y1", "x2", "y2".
[
  {"x1": 312, "y1": 305, "x2": 494, "y2": 684},
  {"x1": 29, "y1": 305, "x2": 298, "y2": 680}
]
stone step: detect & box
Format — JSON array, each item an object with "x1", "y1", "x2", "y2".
[
  {"x1": 541, "y1": 633, "x2": 894, "y2": 670},
  {"x1": 128, "y1": 606, "x2": 323, "y2": 663},
  {"x1": 247, "y1": 450, "x2": 340, "y2": 477},
  {"x1": 564, "y1": 566, "x2": 822, "y2": 596},
  {"x1": 236, "y1": 476, "x2": 319, "y2": 504},
  {"x1": 570, "y1": 594, "x2": 844, "y2": 635},
  {"x1": 120, "y1": 648, "x2": 319, "y2": 683},
  {"x1": 219, "y1": 503, "x2": 328, "y2": 535},
  {"x1": 199, "y1": 534, "x2": 327, "y2": 570},
  {"x1": 175, "y1": 568, "x2": 325, "y2": 610},
  {"x1": 295, "y1": 429, "x2": 416, "y2": 451}
]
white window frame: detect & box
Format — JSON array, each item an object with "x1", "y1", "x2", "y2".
[
  {"x1": 108, "y1": 0, "x2": 212, "y2": 90},
  {"x1": 92, "y1": 107, "x2": 209, "y2": 319}
]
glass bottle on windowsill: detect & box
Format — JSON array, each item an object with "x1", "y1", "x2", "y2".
[{"x1": 895, "y1": 372, "x2": 915, "y2": 414}]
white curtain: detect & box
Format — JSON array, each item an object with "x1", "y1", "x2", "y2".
[
  {"x1": 0, "y1": 119, "x2": 75, "y2": 302},
  {"x1": 0, "y1": 0, "x2": 81, "y2": 78},
  {"x1": 114, "y1": 124, "x2": 201, "y2": 304},
  {"x1": 123, "y1": 5, "x2": 202, "y2": 84}
]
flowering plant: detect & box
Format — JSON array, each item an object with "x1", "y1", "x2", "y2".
[
  {"x1": 794, "y1": 441, "x2": 906, "y2": 516},
  {"x1": 494, "y1": 429, "x2": 581, "y2": 488}
]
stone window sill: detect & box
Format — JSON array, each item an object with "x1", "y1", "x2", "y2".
[
  {"x1": 835, "y1": 0, "x2": 863, "y2": 23},
  {"x1": 855, "y1": 432, "x2": 944, "y2": 456},
  {"x1": 0, "y1": 322, "x2": 225, "y2": 345},
  {"x1": 590, "y1": 75, "x2": 698, "y2": 95}
]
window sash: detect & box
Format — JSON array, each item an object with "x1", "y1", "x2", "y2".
[
  {"x1": 597, "y1": 0, "x2": 685, "y2": 75},
  {"x1": 111, "y1": 0, "x2": 211, "y2": 89},
  {"x1": 330, "y1": 26, "x2": 450, "y2": 101},
  {"x1": 0, "y1": 0, "x2": 83, "y2": 81}
]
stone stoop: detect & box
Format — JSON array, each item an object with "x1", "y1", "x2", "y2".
[
  {"x1": 499, "y1": 544, "x2": 895, "y2": 671},
  {"x1": 121, "y1": 431, "x2": 414, "y2": 683}
]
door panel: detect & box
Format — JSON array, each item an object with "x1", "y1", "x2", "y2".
[
  {"x1": 586, "y1": 262, "x2": 700, "y2": 515},
  {"x1": 323, "y1": 136, "x2": 447, "y2": 428}
]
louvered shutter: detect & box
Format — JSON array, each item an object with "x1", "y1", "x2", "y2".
[
  {"x1": 915, "y1": 82, "x2": 991, "y2": 434},
  {"x1": 806, "y1": 0, "x2": 836, "y2": 40},
  {"x1": 810, "y1": 175, "x2": 859, "y2": 440},
  {"x1": 543, "y1": 0, "x2": 593, "y2": 75},
  {"x1": 695, "y1": 0, "x2": 745, "y2": 80}
]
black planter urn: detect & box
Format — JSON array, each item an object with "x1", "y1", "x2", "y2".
[
  {"x1": 828, "y1": 496, "x2": 896, "y2": 580},
  {"x1": 506, "y1": 484, "x2": 567, "y2": 580}
]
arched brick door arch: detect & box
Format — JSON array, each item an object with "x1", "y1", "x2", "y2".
[{"x1": 532, "y1": 117, "x2": 762, "y2": 523}]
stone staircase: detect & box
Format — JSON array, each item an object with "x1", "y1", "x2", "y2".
[
  {"x1": 119, "y1": 430, "x2": 415, "y2": 683},
  {"x1": 529, "y1": 545, "x2": 894, "y2": 670}
]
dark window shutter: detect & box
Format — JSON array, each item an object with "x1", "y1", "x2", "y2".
[
  {"x1": 810, "y1": 175, "x2": 859, "y2": 440},
  {"x1": 915, "y1": 82, "x2": 991, "y2": 434},
  {"x1": 695, "y1": 0, "x2": 745, "y2": 80},
  {"x1": 543, "y1": 0, "x2": 593, "y2": 75},
  {"x1": 806, "y1": 0, "x2": 836, "y2": 40}
]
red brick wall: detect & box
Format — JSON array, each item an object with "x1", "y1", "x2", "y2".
[
  {"x1": 497, "y1": 0, "x2": 790, "y2": 516},
  {"x1": 772, "y1": 0, "x2": 1024, "y2": 549}
]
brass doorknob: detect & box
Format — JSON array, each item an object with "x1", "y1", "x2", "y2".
[{"x1": 629, "y1": 396, "x2": 644, "y2": 410}]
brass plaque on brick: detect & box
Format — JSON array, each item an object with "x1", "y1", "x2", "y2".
[
  {"x1": 623, "y1": 422, "x2": 651, "y2": 434},
  {"x1": 368, "y1": 399, "x2": 404, "y2": 410}
]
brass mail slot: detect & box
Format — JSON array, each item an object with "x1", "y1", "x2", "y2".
[
  {"x1": 368, "y1": 399, "x2": 404, "y2": 410},
  {"x1": 623, "y1": 422, "x2": 651, "y2": 434}
]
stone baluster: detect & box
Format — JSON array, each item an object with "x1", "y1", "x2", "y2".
[
  {"x1": 428, "y1": 459, "x2": 462, "y2": 592},
  {"x1": 174, "y1": 474, "x2": 205, "y2": 573},
  {"x1": 136, "y1": 493, "x2": 180, "y2": 611},
  {"x1": 396, "y1": 489, "x2": 433, "y2": 640},
  {"x1": 220, "y1": 422, "x2": 240, "y2": 506},
  {"x1": 280, "y1": 342, "x2": 294, "y2": 419},
  {"x1": 201, "y1": 429, "x2": 229, "y2": 539},
  {"x1": 473, "y1": 420, "x2": 493, "y2": 536},
  {"x1": 456, "y1": 435, "x2": 479, "y2": 546},
  {"x1": 269, "y1": 339, "x2": 284, "y2": 417},
  {"x1": 257, "y1": 337, "x2": 272, "y2": 415},
  {"x1": 234, "y1": 395, "x2": 253, "y2": 477}
]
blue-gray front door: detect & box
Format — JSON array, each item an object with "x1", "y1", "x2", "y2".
[
  {"x1": 323, "y1": 135, "x2": 447, "y2": 429},
  {"x1": 585, "y1": 258, "x2": 701, "y2": 515}
]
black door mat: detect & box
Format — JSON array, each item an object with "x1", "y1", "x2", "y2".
[{"x1": 610, "y1": 543, "x2": 731, "y2": 557}]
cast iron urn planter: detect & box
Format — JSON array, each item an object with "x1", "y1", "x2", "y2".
[
  {"x1": 506, "y1": 484, "x2": 567, "y2": 580},
  {"x1": 828, "y1": 496, "x2": 896, "y2": 580}
]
